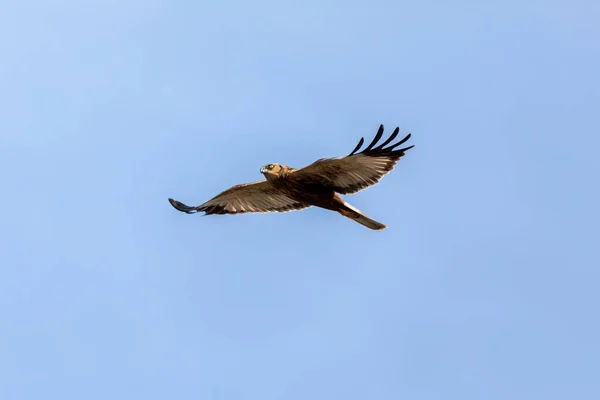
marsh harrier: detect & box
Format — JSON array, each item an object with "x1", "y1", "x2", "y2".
[{"x1": 168, "y1": 124, "x2": 414, "y2": 230}]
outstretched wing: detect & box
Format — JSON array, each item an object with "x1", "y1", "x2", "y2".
[
  {"x1": 291, "y1": 124, "x2": 414, "y2": 194},
  {"x1": 168, "y1": 180, "x2": 309, "y2": 215}
]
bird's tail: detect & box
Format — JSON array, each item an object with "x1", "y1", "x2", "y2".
[{"x1": 337, "y1": 201, "x2": 387, "y2": 230}]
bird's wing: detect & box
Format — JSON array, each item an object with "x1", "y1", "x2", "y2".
[
  {"x1": 291, "y1": 124, "x2": 414, "y2": 194},
  {"x1": 168, "y1": 180, "x2": 309, "y2": 215}
]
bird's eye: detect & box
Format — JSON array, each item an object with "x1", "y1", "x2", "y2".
[{"x1": 268, "y1": 164, "x2": 274, "y2": 169}]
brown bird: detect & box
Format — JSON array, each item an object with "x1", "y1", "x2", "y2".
[{"x1": 168, "y1": 124, "x2": 414, "y2": 230}]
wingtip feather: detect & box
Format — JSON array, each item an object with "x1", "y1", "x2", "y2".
[
  {"x1": 389, "y1": 133, "x2": 412, "y2": 150},
  {"x1": 350, "y1": 125, "x2": 414, "y2": 156},
  {"x1": 349, "y1": 137, "x2": 365, "y2": 155},
  {"x1": 363, "y1": 124, "x2": 385, "y2": 152},
  {"x1": 373, "y1": 127, "x2": 400, "y2": 151},
  {"x1": 168, "y1": 197, "x2": 198, "y2": 214}
]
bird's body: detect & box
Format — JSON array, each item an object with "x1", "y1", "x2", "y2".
[
  {"x1": 263, "y1": 167, "x2": 337, "y2": 211},
  {"x1": 168, "y1": 124, "x2": 414, "y2": 230}
]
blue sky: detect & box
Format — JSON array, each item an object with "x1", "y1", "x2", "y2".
[{"x1": 1, "y1": 1, "x2": 599, "y2": 399}]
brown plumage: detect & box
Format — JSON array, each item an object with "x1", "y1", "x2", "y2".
[{"x1": 168, "y1": 124, "x2": 414, "y2": 230}]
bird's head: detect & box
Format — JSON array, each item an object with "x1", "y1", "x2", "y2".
[{"x1": 260, "y1": 163, "x2": 290, "y2": 180}]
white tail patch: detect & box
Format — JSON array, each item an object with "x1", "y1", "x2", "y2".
[{"x1": 342, "y1": 201, "x2": 362, "y2": 214}]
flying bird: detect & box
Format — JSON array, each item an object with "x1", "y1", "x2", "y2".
[{"x1": 168, "y1": 124, "x2": 414, "y2": 230}]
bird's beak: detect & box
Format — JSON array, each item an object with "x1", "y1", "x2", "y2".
[{"x1": 260, "y1": 167, "x2": 266, "y2": 174}]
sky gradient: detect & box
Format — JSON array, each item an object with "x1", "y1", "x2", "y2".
[{"x1": 1, "y1": 1, "x2": 599, "y2": 399}]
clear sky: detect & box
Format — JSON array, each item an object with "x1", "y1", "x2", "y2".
[{"x1": 1, "y1": 1, "x2": 599, "y2": 399}]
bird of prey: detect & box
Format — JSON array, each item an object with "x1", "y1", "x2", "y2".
[{"x1": 168, "y1": 124, "x2": 414, "y2": 230}]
